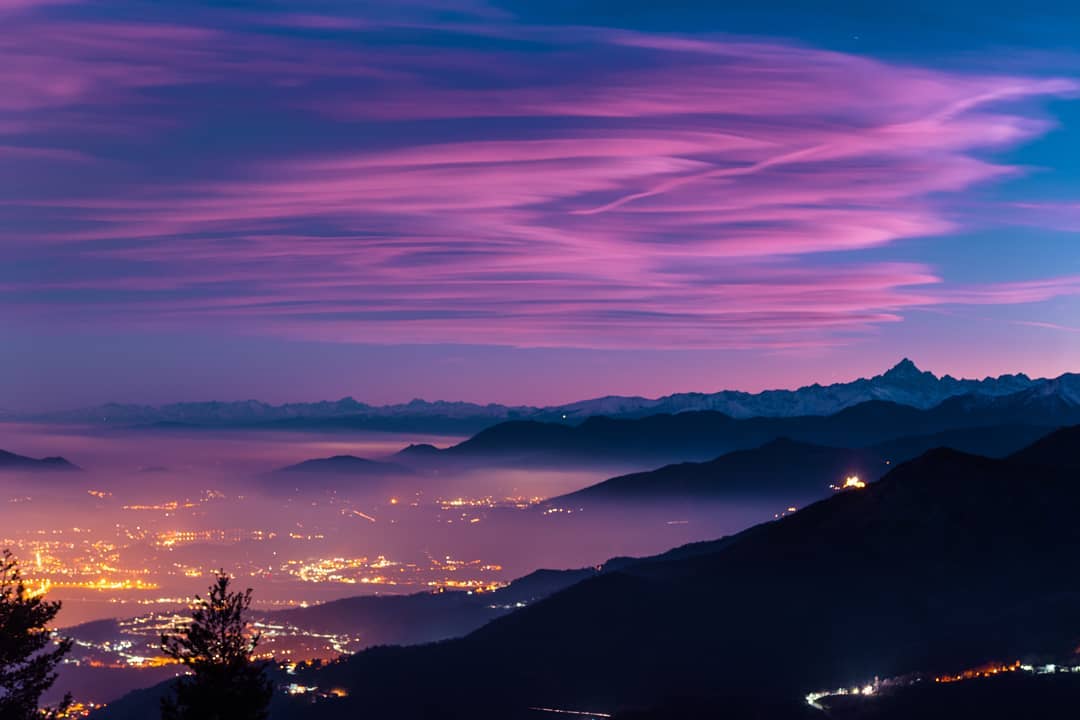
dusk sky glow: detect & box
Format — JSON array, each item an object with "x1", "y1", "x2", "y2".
[{"x1": 4, "y1": 0, "x2": 1080, "y2": 409}]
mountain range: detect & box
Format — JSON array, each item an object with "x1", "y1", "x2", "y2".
[
  {"x1": 395, "y1": 380, "x2": 1079, "y2": 468},
  {"x1": 12, "y1": 360, "x2": 1071, "y2": 433}
]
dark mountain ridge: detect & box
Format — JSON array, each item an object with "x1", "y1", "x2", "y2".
[{"x1": 549, "y1": 438, "x2": 888, "y2": 507}]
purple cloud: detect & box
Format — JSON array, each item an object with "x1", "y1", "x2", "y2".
[{"x1": 2, "y1": 3, "x2": 1078, "y2": 351}]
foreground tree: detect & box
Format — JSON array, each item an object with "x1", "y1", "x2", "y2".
[
  {"x1": 0, "y1": 550, "x2": 72, "y2": 720},
  {"x1": 161, "y1": 572, "x2": 273, "y2": 720}
]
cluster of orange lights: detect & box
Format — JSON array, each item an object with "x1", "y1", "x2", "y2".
[
  {"x1": 430, "y1": 580, "x2": 506, "y2": 592},
  {"x1": 81, "y1": 656, "x2": 179, "y2": 669},
  {"x1": 28, "y1": 578, "x2": 160, "y2": 593},
  {"x1": 830, "y1": 475, "x2": 867, "y2": 491},
  {"x1": 935, "y1": 660, "x2": 1021, "y2": 684},
  {"x1": 56, "y1": 701, "x2": 107, "y2": 718}
]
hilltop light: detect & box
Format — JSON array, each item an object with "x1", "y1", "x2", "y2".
[
  {"x1": 843, "y1": 475, "x2": 866, "y2": 489},
  {"x1": 831, "y1": 475, "x2": 867, "y2": 492}
]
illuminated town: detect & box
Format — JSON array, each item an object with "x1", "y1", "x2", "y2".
[
  {"x1": 2, "y1": 470, "x2": 858, "y2": 631},
  {"x1": 0, "y1": 483, "x2": 543, "y2": 630}
]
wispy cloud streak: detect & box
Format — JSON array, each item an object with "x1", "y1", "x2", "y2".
[{"x1": 1, "y1": 2, "x2": 1077, "y2": 348}]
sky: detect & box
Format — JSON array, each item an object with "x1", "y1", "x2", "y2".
[{"x1": 3, "y1": 0, "x2": 1080, "y2": 410}]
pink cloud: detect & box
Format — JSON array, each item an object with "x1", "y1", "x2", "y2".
[
  {"x1": 938, "y1": 276, "x2": 1080, "y2": 305},
  {"x1": 2, "y1": 9, "x2": 1078, "y2": 350}
]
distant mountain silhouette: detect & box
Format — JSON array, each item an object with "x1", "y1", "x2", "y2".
[
  {"x1": 219, "y1": 432, "x2": 1080, "y2": 720},
  {"x1": 397, "y1": 385, "x2": 1080, "y2": 468},
  {"x1": 0, "y1": 449, "x2": 80, "y2": 472},
  {"x1": 21, "y1": 361, "x2": 1070, "y2": 433},
  {"x1": 21, "y1": 396, "x2": 531, "y2": 433},
  {"x1": 548, "y1": 439, "x2": 888, "y2": 507},
  {"x1": 548, "y1": 358, "x2": 1039, "y2": 420}
]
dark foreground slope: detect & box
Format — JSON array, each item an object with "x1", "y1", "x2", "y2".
[
  {"x1": 823, "y1": 672, "x2": 1080, "y2": 720},
  {"x1": 618, "y1": 673, "x2": 1080, "y2": 720},
  {"x1": 268, "y1": 427, "x2": 1080, "y2": 719}
]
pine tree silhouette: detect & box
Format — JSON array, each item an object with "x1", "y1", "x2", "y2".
[
  {"x1": 0, "y1": 550, "x2": 73, "y2": 720},
  {"x1": 161, "y1": 572, "x2": 273, "y2": 720}
]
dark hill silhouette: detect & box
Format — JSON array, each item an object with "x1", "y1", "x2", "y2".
[
  {"x1": 549, "y1": 439, "x2": 888, "y2": 507},
  {"x1": 1007, "y1": 424, "x2": 1080, "y2": 469},
  {"x1": 264, "y1": 454, "x2": 414, "y2": 493},
  {"x1": 62, "y1": 618, "x2": 121, "y2": 644},
  {"x1": 273, "y1": 455, "x2": 413, "y2": 476},
  {"x1": 251, "y1": 445, "x2": 1080, "y2": 719},
  {"x1": 869, "y1": 423, "x2": 1054, "y2": 464},
  {"x1": 396, "y1": 442, "x2": 441, "y2": 458},
  {"x1": 0, "y1": 449, "x2": 80, "y2": 471},
  {"x1": 270, "y1": 567, "x2": 597, "y2": 646}
]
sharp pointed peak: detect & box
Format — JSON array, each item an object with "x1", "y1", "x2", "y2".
[{"x1": 882, "y1": 357, "x2": 929, "y2": 379}]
